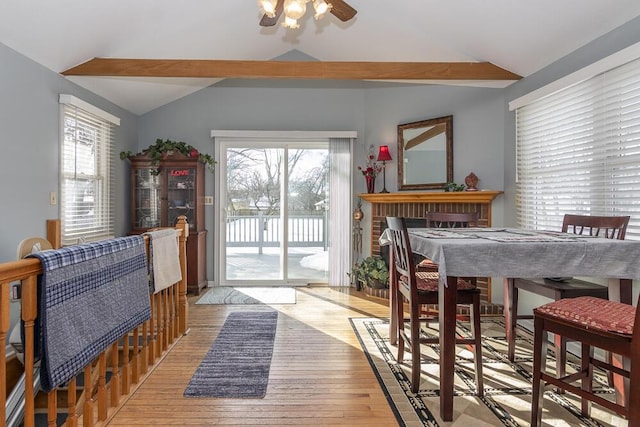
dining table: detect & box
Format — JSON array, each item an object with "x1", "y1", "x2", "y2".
[{"x1": 382, "y1": 226, "x2": 640, "y2": 422}]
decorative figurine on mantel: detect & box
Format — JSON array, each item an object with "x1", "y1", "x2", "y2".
[{"x1": 465, "y1": 172, "x2": 479, "y2": 191}]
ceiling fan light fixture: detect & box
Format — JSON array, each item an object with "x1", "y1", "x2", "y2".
[
  {"x1": 259, "y1": 0, "x2": 354, "y2": 30},
  {"x1": 258, "y1": 0, "x2": 278, "y2": 18},
  {"x1": 283, "y1": 0, "x2": 306, "y2": 20},
  {"x1": 282, "y1": 16, "x2": 300, "y2": 29},
  {"x1": 313, "y1": 0, "x2": 332, "y2": 20}
]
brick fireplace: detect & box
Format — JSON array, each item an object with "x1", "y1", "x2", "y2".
[{"x1": 358, "y1": 190, "x2": 503, "y2": 313}]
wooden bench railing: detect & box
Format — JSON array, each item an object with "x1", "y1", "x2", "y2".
[{"x1": 0, "y1": 216, "x2": 190, "y2": 427}]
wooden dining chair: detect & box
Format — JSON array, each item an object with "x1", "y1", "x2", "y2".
[
  {"x1": 530, "y1": 295, "x2": 640, "y2": 426},
  {"x1": 505, "y1": 214, "x2": 630, "y2": 382},
  {"x1": 426, "y1": 211, "x2": 479, "y2": 229},
  {"x1": 417, "y1": 212, "x2": 479, "y2": 273},
  {"x1": 386, "y1": 216, "x2": 484, "y2": 395}
]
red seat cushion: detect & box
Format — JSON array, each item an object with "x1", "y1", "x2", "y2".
[
  {"x1": 416, "y1": 258, "x2": 439, "y2": 272},
  {"x1": 400, "y1": 271, "x2": 476, "y2": 293},
  {"x1": 535, "y1": 296, "x2": 635, "y2": 335},
  {"x1": 417, "y1": 258, "x2": 437, "y2": 268}
]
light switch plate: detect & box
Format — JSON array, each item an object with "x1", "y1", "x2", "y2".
[{"x1": 204, "y1": 196, "x2": 213, "y2": 205}]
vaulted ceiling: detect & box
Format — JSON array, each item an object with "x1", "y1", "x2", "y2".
[{"x1": 2, "y1": 0, "x2": 640, "y2": 115}]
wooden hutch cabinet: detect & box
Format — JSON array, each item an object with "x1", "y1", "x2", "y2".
[{"x1": 129, "y1": 151, "x2": 207, "y2": 295}]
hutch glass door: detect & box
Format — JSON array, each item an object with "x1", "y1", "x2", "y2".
[
  {"x1": 166, "y1": 166, "x2": 197, "y2": 229},
  {"x1": 133, "y1": 168, "x2": 161, "y2": 229}
]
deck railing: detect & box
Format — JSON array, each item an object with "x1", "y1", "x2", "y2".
[
  {"x1": 0, "y1": 217, "x2": 189, "y2": 427},
  {"x1": 226, "y1": 212, "x2": 328, "y2": 253}
]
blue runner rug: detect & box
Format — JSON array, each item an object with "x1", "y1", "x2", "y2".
[{"x1": 184, "y1": 310, "x2": 278, "y2": 398}]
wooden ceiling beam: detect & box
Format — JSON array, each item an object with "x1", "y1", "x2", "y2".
[{"x1": 62, "y1": 58, "x2": 522, "y2": 80}]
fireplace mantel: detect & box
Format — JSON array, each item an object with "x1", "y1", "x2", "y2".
[
  {"x1": 358, "y1": 190, "x2": 503, "y2": 204},
  {"x1": 357, "y1": 189, "x2": 503, "y2": 255},
  {"x1": 358, "y1": 189, "x2": 503, "y2": 303}
]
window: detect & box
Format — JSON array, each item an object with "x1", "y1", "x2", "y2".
[
  {"x1": 59, "y1": 95, "x2": 120, "y2": 245},
  {"x1": 515, "y1": 56, "x2": 640, "y2": 239}
]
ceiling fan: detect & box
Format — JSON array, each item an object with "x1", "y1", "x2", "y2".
[{"x1": 259, "y1": 0, "x2": 357, "y2": 28}]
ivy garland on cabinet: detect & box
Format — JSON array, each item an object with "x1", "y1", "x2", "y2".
[{"x1": 120, "y1": 138, "x2": 216, "y2": 175}]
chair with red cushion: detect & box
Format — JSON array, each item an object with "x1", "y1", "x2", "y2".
[
  {"x1": 416, "y1": 212, "x2": 479, "y2": 272},
  {"x1": 505, "y1": 214, "x2": 630, "y2": 381},
  {"x1": 386, "y1": 216, "x2": 484, "y2": 395},
  {"x1": 530, "y1": 295, "x2": 640, "y2": 425}
]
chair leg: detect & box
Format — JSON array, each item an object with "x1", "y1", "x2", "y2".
[
  {"x1": 470, "y1": 294, "x2": 484, "y2": 397},
  {"x1": 396, "y1": 291, "x2": 405, "y2": 363},
  {"x1": 630, "y1": 350, "x2": 640, "y2": 426},
  {"x1": 581, "y1": 343, "x2": 593, "y2": 417},
  {"x1": 531, "y1": 316, "x2": 547, "y2": 427},
  {"x1": 409, "y1": 299, "x2": 422, "y2": 393},
  {"x1": 606, "y1": 351, "x2": 614, "y2": 387},
  {"x1": 554, "y1": 334, "x2": 567, "y2": 394}
]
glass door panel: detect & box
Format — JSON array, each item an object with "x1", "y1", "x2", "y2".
[
  {"x1": 133, "y1": 168, "x2": 161, "y2": 229},
  {"x1": 224, "y1": 147, "x2": 283, "y2": 281},
  {"x1": 221, "y1": 143, "x2": 329, "y2": 285},
  {"x1": 166, "y1": 166, "x2": 197, "y2": 229},
  {"x1": 286, "y1": 148, "x2": 329, "y2": 283}
]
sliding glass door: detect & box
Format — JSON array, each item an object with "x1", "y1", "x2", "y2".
[{"x1": 220, "y1": 141, "x2": 329, "y2": 285}]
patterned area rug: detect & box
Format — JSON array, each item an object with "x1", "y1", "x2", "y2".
[
  {"x1": 195, "y1": 286, "x2": 296, "y2": 304},
  {"x1": 184, "y1": 310, "x2": 278, "y2": 398},
  {"x1": 350, "y1": 317, "x2": 624, "y2": 426}
]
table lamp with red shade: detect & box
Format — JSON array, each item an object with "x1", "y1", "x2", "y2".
[{"x1": 377, "y1": 145, "x2": 392, "y2": 193}]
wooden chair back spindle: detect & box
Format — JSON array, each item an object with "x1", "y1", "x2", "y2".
[
  {"x1": 426, "y1": 211, "x2": 479, "y2": 229},
  {"x1": 561, "y1": 214, "x2": 629, "y2": 239}
]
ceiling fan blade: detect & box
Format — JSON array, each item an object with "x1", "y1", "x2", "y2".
[
  {"x1": 259, "y1": 0, "x2": 284, "y2": 27},
  {"x1": 330, "y1": 0, "x2": 357, "y2": 21}
]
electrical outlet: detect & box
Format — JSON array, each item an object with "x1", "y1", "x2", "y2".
[
  {"x1": 204, "y1": 196, "x2": 213, "y2": 205},
  {"x1": 50, "y1": 192, "x2": 57, "y2": 205}
]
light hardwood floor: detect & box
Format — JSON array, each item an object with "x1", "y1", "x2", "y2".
[{"x1": 106, "y1": 287, "x2": 398, "y2": 426}]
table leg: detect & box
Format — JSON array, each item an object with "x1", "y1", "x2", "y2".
[
  {"x1": 503, "y1": 278, "x2": 516, "y2": 361},
  {"x1": 439, "y1": 275, "x2": 457, "y2": 421},
  {"x1": 608, "y1": 278, "x2": 632, "y2": 406},
  {"x1": 388, "y1": 254, "x2": 397, "y2": 346}
]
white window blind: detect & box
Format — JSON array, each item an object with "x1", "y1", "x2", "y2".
[
  {"x1": 516, "y1": 57, "x2": 640, "y2": 239},
  {"x1": 59, "y1": 96, "x2": 118, "y2": 245}
]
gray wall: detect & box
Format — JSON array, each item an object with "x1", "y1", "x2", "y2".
[
  {"x1": 363, "y1": 84, "x2": 506, "y2": 193},
  {"x1": 0, "y1": 42, "x2": 139, "y2": 262},
  {"x1": 496, "y1": 15, "x2": 640, "y2": 308},
  {"x1": 502, "y1": 15, "x2": 640, "y2": 228},
  {"x1": 0, "y1": 42, "x2": 139, "y2": 343},
  {"x1": 2, "y1": 12, "x2": 639, "y2": 306},
  {"x1": 138, "y1": 11, "x2": 640, "y2": 296},
  {"x1": 137, "y1": 80, "x2": 506, "y2": 283}
]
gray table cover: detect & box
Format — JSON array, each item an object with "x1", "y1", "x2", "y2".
[{"x1": 381, "y1": 227, "x2": 640, "y2": 283}]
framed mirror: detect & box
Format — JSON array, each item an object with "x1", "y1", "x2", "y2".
[{"x1": 397, "y1": 115, "x2": 453, "y2": 190}]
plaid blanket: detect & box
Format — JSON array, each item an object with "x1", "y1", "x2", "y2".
[{"x1": 28, "y1": 236, "x2": 151, "y2": 392}]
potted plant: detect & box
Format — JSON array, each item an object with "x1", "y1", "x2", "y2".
[
  {"x1": 443, "y1": 181, "x2": 466, "y2": 192},
  {"x1": 349, "y1": 256, "x2": 389, "y2": 290}
]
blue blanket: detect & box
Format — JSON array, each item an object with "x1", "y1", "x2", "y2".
[{"x1": 28, "y1": 236, "x2": 151, "y2": 392}]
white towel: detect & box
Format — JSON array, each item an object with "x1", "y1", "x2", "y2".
[{"x1": 145, "y1": 229, "x2": 182, "y2": 294}]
